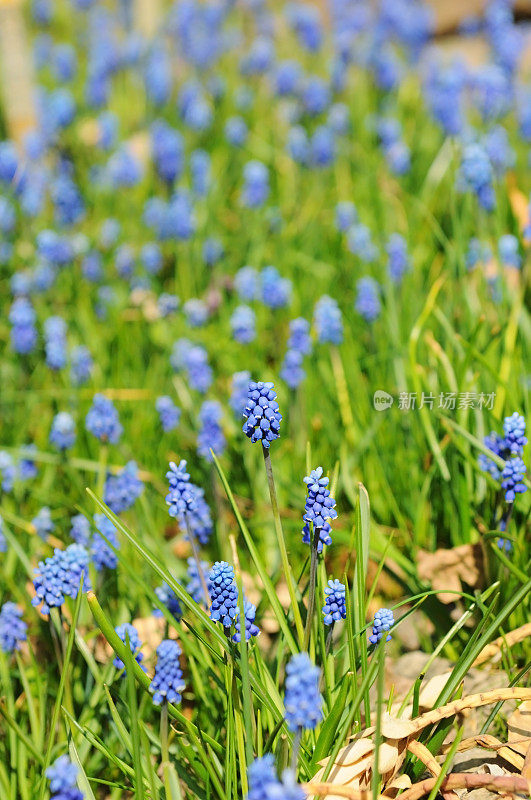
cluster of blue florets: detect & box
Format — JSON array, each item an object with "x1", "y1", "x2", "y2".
[
  {"x1": 369, "y1": 608, "x2": 394, "y2": 644},
  {"x1": 0, "y1": 602, "x2": 28, "y2": 654},
  {"x1": 171, "y1": 339, "x2": 212, "y2": 393},
  {"x1": 149, "y1": 639, "x2": 185, "y2": 705},
  {"x1": 247, "y1": 756, "x2": 305, "y2": 800},
  {"x1": 186, "y1": 558, "x2": 212, "y2": 606},
  {"x1": 209, "y1": 561, "x2": 239, "y2": 628},
  {"x1": 104, "y1": 461, "x2": 144, "y2": 513},
  {"x1": 92, "y1": 513, "x2": 120, "y2": 571},
  {"x1": 479, "y1": 412, "x2": 527, "y2": 504},
  {"x1": 230, "y1": 305, "x2": 256, "y2": 344},
  {"x1": 302, "y1": 467, "x2": 337, "y2": 552},
  {"x1": 32, "y1": 544, "x2": 90, "y2": 615},
  {"x1": 154, "y1": 581, "x2": 183, "y2": 621},
  {"x1": 208, "y1": 561, "x2": 259, "y2": 642},
  {"x1": 50, "y1": 412, "x2": 76, "y2": 451},
  {"x1": 355, "y1": 277, "x2": 381, "y2": 322},
  {"x1": 322, "y1": 579, "x2": 346, "y2": 626},
  {"x1": 280, "y1": 318, "x2": 313, "y2": 390},
  {"x1": 242, "y1": 381, "x2": 282, "y2": 448},
  {"x1": 113, "y1": 623, "x2": 145, "y2": 672},
  {"x1": 313, "y1": 295, "x2": 343, "y2": 345},
  {"x1": 197, "y1": 401, "x2": 226, "y2": 461},
  {"x1": 230, "y1": 370, "x2": 252, "y2": 417},
  {"x1": 32, "y1": 506, "x2": 54, "y2": 540},
  {"x1": 284, "y1": 652, "x2": 323, "y2": 732},
  {"x1": 46, "y1": 755, "x2": 83, "y2": 800},
  {"x1": 165, "y1": 460, "x2": 196, "y2": 518},
  {"x1": 44, "y1": 316, "x2": 67, "y2": 371},
  {"x1": 156, "y1": 395, "x2": 181, "y2": 432},
  {"x1": 85, "y1": 393, "x2": 123, "y2": 444},
  {"x1": 165, "y1": 461, "x2": 213, "y2": 545}
]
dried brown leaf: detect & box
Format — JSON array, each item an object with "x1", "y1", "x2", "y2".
[
  {"x1": 507, "y1": 701, "x2": 531, "y2": 758},
  {"x1": 417, "y1": 544, "x2": 485, "y2": 603},
  {"x1": 473, "y1": 624, "x2": 531, "y2": 667}
]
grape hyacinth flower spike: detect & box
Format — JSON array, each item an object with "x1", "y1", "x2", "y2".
[
  {"x1": 113, "y1": 623, "x2": 145, "y2": 673},
  {"x1": 46, "y1": 755, "x2": 83, "y2": 800},
  {"x1": 303, "y1": 466, "x2": 337, "y2": 649},
  {"x1": 165, "y1": 460, "x2": 210, "y2": 606},
  {"x1": 284, "y1": 652, "x2": 323, "y2": 764},
  {"x1": 149, "y1": 639, "x2": 185, "y2": 705},
  {"x1": 243, "y1": 380, "x2": 304, "y2": 643},
  {"x1": 322, "y1": 578, "x2": 346, "y2": 627},
  {"x1": 242, "y1": 380, "x2": 282, "y2": 449},
  {"x1": 0, "y1": 602, "x2": 27, "y2": 654},
  {"x1": 369, "y1": 608, "x2": 394, "y2": 644}
]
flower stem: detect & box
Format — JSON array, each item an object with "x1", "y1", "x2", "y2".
[
  {"x1": 184, "y1": 512, "x2": 210, "y2": 609},
  {"x1": 325, "y1": 624, "x2": 334, "y2": 657},
  {"x1": 303, "y1": 524, "x2": 320, "y2": 651},
  {"x1": 262, "y1": 445, "x2": 304, "y2": 646}
]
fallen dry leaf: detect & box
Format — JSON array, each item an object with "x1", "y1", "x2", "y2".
[
  {"x1": 417, "y1": 544, "x2": 485, "y2": 603},
  {"x1": 507, "y1": 701, "x2": 531, "y2": 759},
  {"x1": 473, "y1": 623, "x2": 531, "y2": 667}
]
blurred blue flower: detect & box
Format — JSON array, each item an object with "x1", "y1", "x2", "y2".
[
  {"x1": 284, "y1": 652, "x2": 323, "y2": 731},
  {"x1": 50, "y1": 412, "x2": 76, "y2": 451},
  {"x1": 0, "y1": 603, "x2": 27, "y2": 654},
  {"x1": 355, "y1": 277, "x2": 381, "y2": 322},
  {"x1": 314, "y1": 295, "x2": 343, "y2": 345},
  {"x1": 104, "y1": 461, "x2": 144, "y2": 514},
  {"x1": 197, "y1": 401, "x2": 226, "y2": 461},
  {"x1": 156, "y1": 396, "x2": 181, "y2": 432},
  {"x1": 86, "y1": 394, "x2": 122, "y2": 444},
  {"x1": 113, "y1": 623, "x2": 144, "y2": 671},
  {"x1": 231, "y1": 305, "x2": 256, "y2": 344},
  {"x1": 92, "y1": 513, "x2": 120, "y2": 570}
]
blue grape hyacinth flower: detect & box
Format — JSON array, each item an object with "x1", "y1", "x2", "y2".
[
  {"x1": 113, "y1": 623, "x2": 145, "y2": 672},
  {"x1": 186, "y1": 557, "x2": 212, "y2": 605},
  {"x1": 503, "y1": 412, "x2": 527, "y2": 455},
  {"x1": 314, "y1": 295, "x2": 343, "y2": 345},
  {"x1": 92, "y1": 513, "x2": 119, "y2": 571},
  {"x1": 233, "y1": 599, "x2": 260, "y2": 643},
  {"x1": 104, "y1": 461, "x2": 144, "y2": 514},
  {"x1": 242, "y1": 381, "x2": 282, "y2": 448},
  {"x1": 165, "y1": 460, "x2": 196, "y2": 518},
  {"x1": 32, "y1": 544, "x2": 90, "y2": 616},
  {"x1": 322, "y1": 579, "x2": 346, "y2": 626},
  {"x1": 501, "y1": 457, "x2": 527, "y2": 503},
  {"x1": 0, "y1": 602, "x2": 28, "y2": 654},
  {"x1": 302, "y1": 467, "x2": 337, "y2": 552},
  {"x1": 154, "y1": 582, "x2": 183, "y2": 621},
  {"x1": 247, "y1": 754, "x2": 278, "y2": 800},
  {"x1": 32, "y1": 506, "x2": 54, "y2": 540},
  {"x1": 46, "y1": 755, "x2": 83, "y2": 800},
  {"x1": 50, "y1": 412, "x2": 76, "y2": 451},
  {"x1": 284, "y1": 652, "x2": 323, "y2": 732},
  {"x1": 156, "y1": 396, "x2": 181, "y2": 432},
  {"x1": 209, "y1": 561, "x2": 239, "y2": 628},
  {"x1": 369, "y1": 608, "x2": 394, "y2": 644},
  {"x1": 86, "y1": 393, "x2": 123, "y2": 444},
  {"x1": 149, "y1": 639, "x2": 185, "y2": 705}
]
